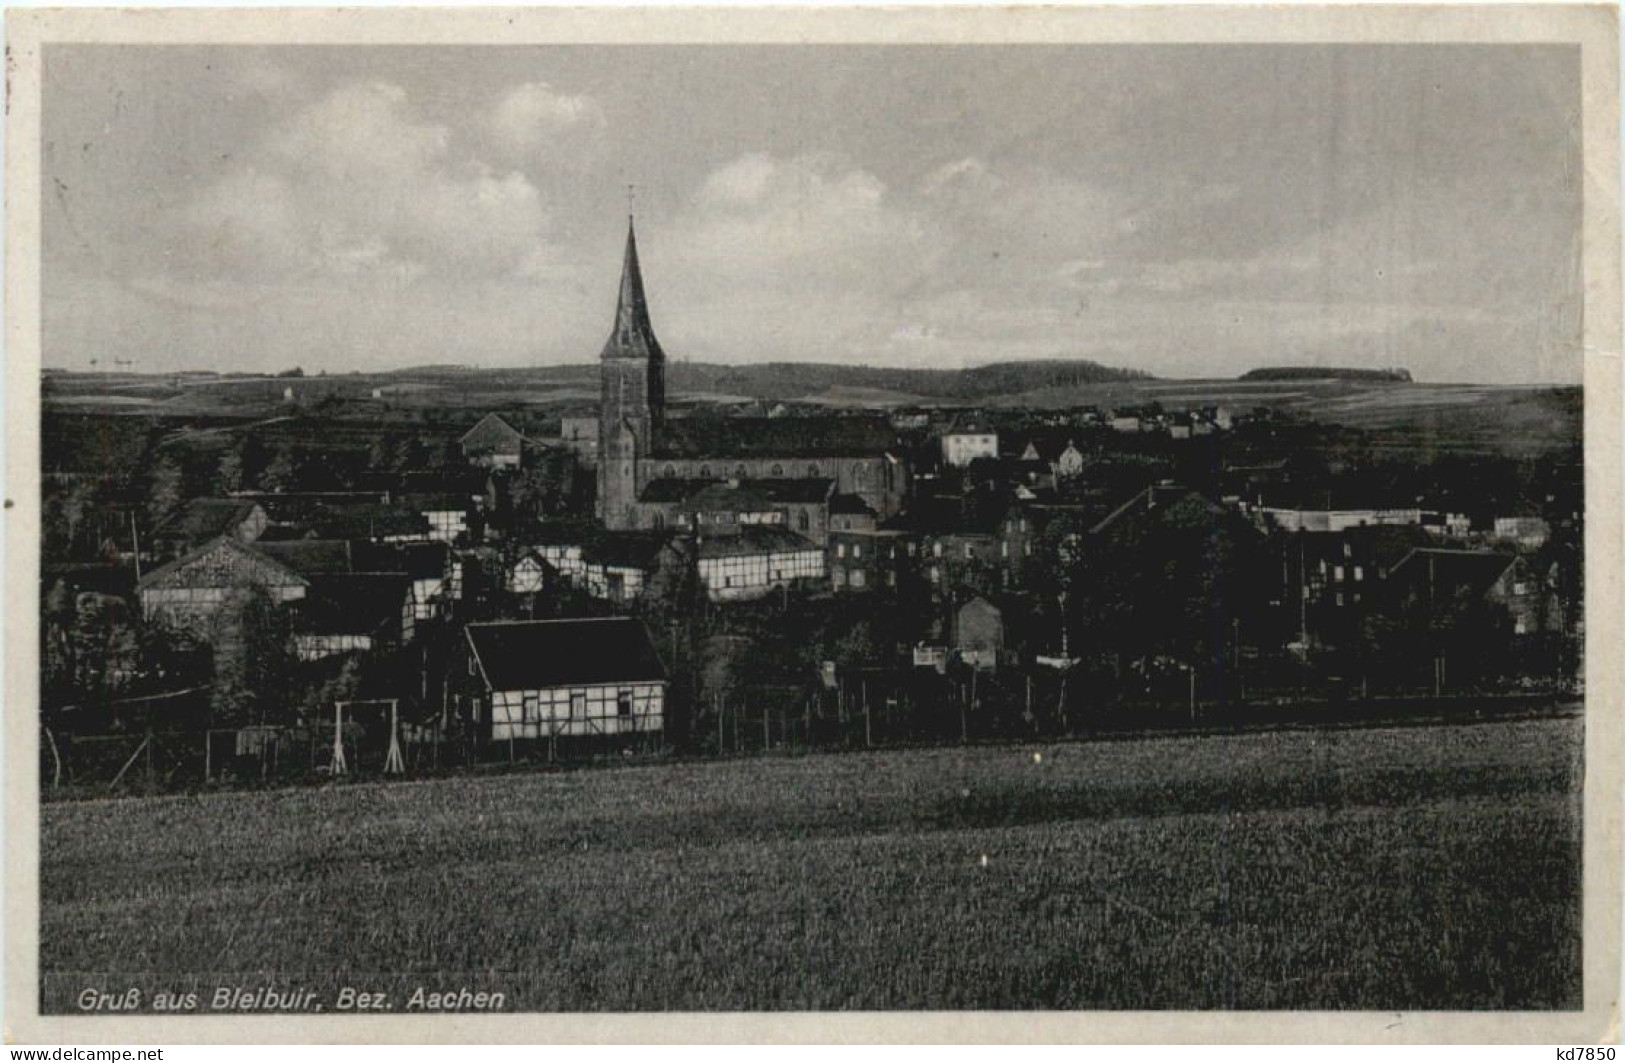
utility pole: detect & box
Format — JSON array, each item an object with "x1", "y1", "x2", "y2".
[
  {"x1": 1298, "y1": 535, "x2": 1308, "y2": 645},
  {"x1": 128, "y1": 512, "x2": 142, "y2": 581},
  {"x1": 1058, "y1": 591, "x2": 1069, "y2": 659},
  {"x1": 863, "y1": 680, "x2": 872, "y2": 747},
  {"x1": 331, "y1": 701, "x2": 348, "y2": 776},
  {"x1": 965, "y1": 668, "x2": 976, "y2": 742}
]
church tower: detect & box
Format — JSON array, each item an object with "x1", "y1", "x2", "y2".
[{"x1": 597, "y1": 217, "x2": 667, "y2": 528}]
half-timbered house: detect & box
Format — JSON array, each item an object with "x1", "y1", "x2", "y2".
[{"x1": 463, "y1": 617, "x2": 668, "y2": 749}]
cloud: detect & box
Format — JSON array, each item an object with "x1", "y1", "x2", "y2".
[
  {"x1": 677, "y1": 152, "x2": 935, "y2": 286},
  {"x1": 181, "y1": 81, "x2": 554, "y2": 283},
  {"x1": 657, "y1": 153, "x2": 1133, "y2": 360},
  {"x1": 487, "y1": 81, "x2": 605, "y2": 156}
]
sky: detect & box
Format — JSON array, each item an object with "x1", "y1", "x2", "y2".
[{"x1": 42, "y1": 44, "x2": 1582, "y2": 384}]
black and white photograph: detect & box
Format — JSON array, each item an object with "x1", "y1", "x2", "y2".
[{"x1": 6, "y1": 5, "x2": 1621, "y2": 1043}]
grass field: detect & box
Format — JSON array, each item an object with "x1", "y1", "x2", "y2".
[{"x1": 40, "y1": 716, "x2": 1582, "y2": 1012}]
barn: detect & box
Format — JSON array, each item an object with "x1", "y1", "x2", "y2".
[{"x1": 462, "y1": 617, "x2": 668, "y2": 750}]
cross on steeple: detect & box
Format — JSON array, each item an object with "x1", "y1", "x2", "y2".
[{"x1": 626, "y1": 183, "x2": 636, "y2": 218}]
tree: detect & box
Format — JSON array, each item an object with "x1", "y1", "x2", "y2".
[
  {"x1": 215, "y1": 447, "x2": 245, "y2": 494},
  {"x1": 41, "y1": 579, "x2": 77, "y2": 706},
  {"x1": 145, "y1": 454, "x2": 184, "y2": 526},
  {"x1": 68, "y1": 591, "x2": 140, "y2": 708},
  {"x1": 258, "y1": 445, "x2": 298, "y2": 493},
  {"x1": 208, "y1": 584, "x2": 299, "y2": 727}
]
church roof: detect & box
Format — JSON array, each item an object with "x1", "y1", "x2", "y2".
[
  {"x1": 600, "y1": 219, "x2": 665, "y2": 365},
  {"x1": 653, "y1": 415, "x2": 898, "y2": 459},
  {"x1": 639, "y1": 477, "x2": 835, "y2": 507}
]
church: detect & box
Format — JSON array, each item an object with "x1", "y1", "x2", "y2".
[{"x1": 593, "y1": 219, "x2": 910, "y2": 534}]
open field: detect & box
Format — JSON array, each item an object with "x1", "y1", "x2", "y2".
[{"x1": 40, "y1": 716, "x2": 1581, "y2": 1011}]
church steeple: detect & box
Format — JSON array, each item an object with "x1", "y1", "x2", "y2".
[
  {"x1": 596, "y1": 214, "x2": 666, "y2": 530},
  {"x1": 600, "y1": 217, "x2": 666, "y2": 366}
]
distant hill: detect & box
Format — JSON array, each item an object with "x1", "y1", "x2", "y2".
[
  {"x1": 1242, "y1": 367, "x2": 1413, "y2": 383},
  {"x1": 665, "y1": 359, "x2": 1152, "y2": 403}
]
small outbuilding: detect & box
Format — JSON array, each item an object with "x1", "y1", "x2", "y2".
[{"x1": 952, "y1": 595, "x2": 1004, "y2": 672}]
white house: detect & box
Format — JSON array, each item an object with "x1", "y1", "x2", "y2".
[{"x1": 941, "y1": 429, "x2": 999, "y2": 468}]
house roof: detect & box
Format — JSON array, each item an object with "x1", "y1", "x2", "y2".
[
  {"x1": 235, "y1": 491, "x2": 390, "y2": 508},
  {"x1": 1388, "y1": 548, "x2": 1518, "y2": 598},
  {"x1": 881, "y1": 496, "x2": 1007, "y2": 537},
  {"x1": 653, "y1": 415, "x2": 896, "y2": 459},
  {"x1": 525, "y1": 520, "x2": 603, "y2": 546},
  {"x1": 252, "y1": 539, "x2": 356, "y2": 577},
  {"x1": 255, "y1": 496, "x2": 428, "y2": 539},
  {"x1": 466, "y1": 617, "x2": 667, "y2": 691},
  {"x1": 957, "y1": 595, "x2": 1002, "y2": 619},
  {"x1": 151, "y1": 498, "x2": 263, "y2": 543},
  {"x1": 460, "y1": 412, "x2": 524, "y2": 448},
  {"x1": 695, "y1": 525, "x2": 820, "y2": 559},
  {"x1": 1089, "y1": 484, "x2": 1212, "y2": 536},
  {"x1": 297, "y1": 575, "x2": 411, "y2": 636},
  {"x1": 524, "y1": 524, "x2": 672, "y2": 569},
  {"x1": 1300, "y1": 524, "x2": 1433, "y2": 570},
  {"x1": 138, "y1": 535, "x2": 308, "y2": 591},
  {"x1": 830, "y1": 492, "x2": 877, "y2": 517},
  {"x1": 592, "y1": 531, "x2": 674, "y2": 568},
  {"x1": 356, "y1": 468, "x2": 489, "y2": 498},
  {"x1": 398, "y1": 492, "x2": 472, "y2": 513},
  {"x1": 350, "y1": 540, "x2": 449, "y2": 579}
]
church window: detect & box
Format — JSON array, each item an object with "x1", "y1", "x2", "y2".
[
  {"x1": 663, "y1": 465, "x2": 676, "y2": 478},
  {"x1": 699, "y1": 465, "x2": 711, "y2": 478},
  {"x1": 736, "y1": 465, "x2": 747, "y2": 478},
  {"x1": 807, "y1": 465, "x2": 820, "y2": 478},
  {"x1": 798, "y1": 512, "x2": 810, "y2": 532},
  {"x1": 771, "y1": 464, "x2": 784, "y2": 477}
]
